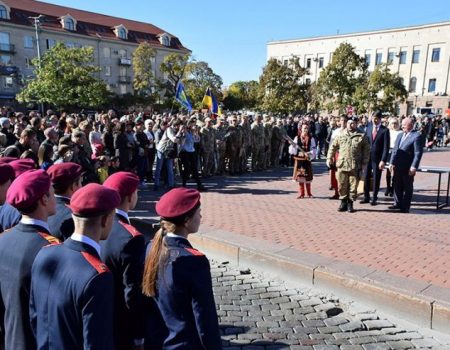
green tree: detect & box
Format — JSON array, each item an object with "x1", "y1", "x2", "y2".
[
  {"x1": 184, "y1": 61, "x2": 223, "y2": 109},
  {"x1": 257, "y1": 57, "x2": 309, "y2": 114},
  {"x1": 223, "y1": 80, "x2": 259, "y2": 111},
  {"x1": 132, "y1": 42, "x2": 157, "y2": 100},
  {"x1": 17, "y1": 42, "x2": 109, "y2": 109},
  {"x1": 354, "y1": 63, "x2": 408, "y2": 114},
  {"x1": 159, "y1": 53, "x2": 190, "y2": 97},
  {"x1": 314, "y1": 43, "x2": 368, "y2": 113}
]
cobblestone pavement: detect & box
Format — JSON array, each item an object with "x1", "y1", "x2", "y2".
[{"x1": 211, "y1": 260, "x2": 450, "y2": 350}]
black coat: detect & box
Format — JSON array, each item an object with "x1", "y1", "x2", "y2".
[
  {"x1": 47, "y1": 196, "x2": 74, "y2": 241},
  {"x1": 365, "y1": 123, "x2": 390, "y2": 163}
]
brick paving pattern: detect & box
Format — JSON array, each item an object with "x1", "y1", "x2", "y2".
[{"x1": 212, "y1": 260, "x2": 450, "y2": 349}]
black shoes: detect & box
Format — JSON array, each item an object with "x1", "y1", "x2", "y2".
[
  {"x1": 338, "y1": 200, "x2": 348, "y2": 212},
  {"x1": 370, "y1": 200, "x2": 378, "y2": 206},
  {"x1": 360, "y1": 198, "x2": 370, "y2": 204},
  {"x1": 388, "y1": 205, "x2": 401, "y2": 210},
  {"x1": 347, "y1": 201, "x2": 355, "y2": 213}
]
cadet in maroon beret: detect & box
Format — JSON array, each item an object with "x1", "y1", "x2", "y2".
[
  {"x1": 0, "y1": 156, "x2": 17, "y2": 164},
  {"x1": 9, "y1": 158, "x2": 36, "y2": 177},
  {"x1": 0, "y1": 169, "x2": 57, "y2": 350},
  {"x1": 142, "y1": 188, "x2": 222, "y2": 349},
  {"x1": 46, "y1": 163, "x2": 84, "y2": 241},
  {"x1": 102, "y1": 171, "x2": 146, "y2": 349},
  {"x1": 0, "y1": 163, "x2": 21, "y2": 233},
  {"x1": 0, "y1": 163, "x2": 14, "y2": 206},
  {"x1": 31, "y1": 183, "x2": 120, "y2": 349}
]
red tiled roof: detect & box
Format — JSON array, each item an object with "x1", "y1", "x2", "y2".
[{"x1": 2, "y1": 0, "x2": 189, "y2": 51}]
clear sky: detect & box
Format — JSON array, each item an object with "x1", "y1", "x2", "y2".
[{"x1": 43, "y1": 0, "x2": 450, "y2": 86}]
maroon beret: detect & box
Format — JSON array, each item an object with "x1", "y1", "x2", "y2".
[
  {"x1": 68, "y1": 183, "x2": 121, "y2": 217},
  {"x1": 9, "y1": 158, "x2": 36, "y2": 177},
  {"x1": 6, "y1": 170, "x2": 51, "y2": 210},
  {"x1": 47, "y1": 162, "x2": 83, "y2": 187},
  {"x1": 156, "y1": 188, "x2": 201, "y2": 219},
  {"x1": 0, "y1": 164, "x2": 14, "y2": 185},
  {"x1": 0, "y1": 157, "x2": 17, "y2": 164},
  {"x1": 103, "y1": 171, "x2": 139, "y2": 202}
]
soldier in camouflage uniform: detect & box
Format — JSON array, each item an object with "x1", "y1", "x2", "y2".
[
  {"x1": 240, "y1": 114, "x2": 252, "y2": 173},
  {"x1": 214, "y1": 117, "x2": 228, "y2": 175},
  {"x1": 200, "y1": 117, "x2": 216, "y2": 177},
  {"x1": 327, "y1": 117, "x2": 370, "y2": 213},
  {"x1": 271, "y1": 119, "x2": 285, "y2": 167},
  {"x1": 263, "y1": 115, "x2": 273, "y2": 169},
  {"x1": 225, "y1": 116, "x2": 243, "y2": 175},
  {"x1": 251, "y1": 114, "x2": 266, "y2": 171}
]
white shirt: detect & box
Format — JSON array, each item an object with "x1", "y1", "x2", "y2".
[
  {"x1": 70, "y1": 232, "x2": 101, "y2": 256},
  {"x1": 55, "y1": 195, "x2": 71, "y2": 201},
  {"x1": 166, "y1": 232, "x2": 188, "y2": 241},
  {"x1": 20, "y1": 217, "x2": 50, "y2": 232},
  {"x1": 115, "y1": 209, "x2": 130, "y2": 223}
]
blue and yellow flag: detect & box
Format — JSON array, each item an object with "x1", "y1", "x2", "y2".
[
  {"x1": 175, "y1": 81, "x2": 192, "y2": 112},
  {"x1": 202, "y1": 87, "x2": 219, "y2": 114}
]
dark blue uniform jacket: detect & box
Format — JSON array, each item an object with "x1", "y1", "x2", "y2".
[
  {"x1": 152, "y1": 235, "x2": 222, "y2": 350},
  {"x1": 46, "y1": 196, "x2": 74, "y2": 241},
  {"x1": 30, "y1": 238, "x2": 114, "y2": 350},
  {"x1": 100, "y1": 213, "x2": 146, "y2": 349},
  {"x1": 0, "y1": 203, "x2": 21, "y2": 233},
  {"x1": 0, "y1": 223, "x2": 56, "y2": 350}
]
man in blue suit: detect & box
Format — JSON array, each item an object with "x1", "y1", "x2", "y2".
[
  {"x1": 389, "y1": 117, "x2": 423, "y2": 213},
  {"x1": 361, "y1": 111, "x2": 390, "y2": 205}
]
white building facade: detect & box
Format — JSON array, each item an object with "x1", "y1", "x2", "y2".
[{"x1": 267, "y1": 21, "x2": 450, "y2": 116}]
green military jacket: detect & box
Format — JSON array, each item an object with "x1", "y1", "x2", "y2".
[{"x1": 328, "y1": 130, "x2": 370, "y2": 172}]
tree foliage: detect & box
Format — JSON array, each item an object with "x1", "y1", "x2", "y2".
[
  {"x1": 184, "y1": 61, "x2": 223, "y2": 109},
  {"x1": 159, "y1": 53, "x2": 190, "y2": 97},
  {"x1": 223, "y1": 80, "x2": 259, "y2": 111},
  {"x1": 257, "y1": 57, "x2": 309, "y2": 114},
  {"x1": 132, "y1": 42, "x2": 156, "y2": 98},
  {"x1": 17, "y1": 42, "x2": 109, "y2": 109}
]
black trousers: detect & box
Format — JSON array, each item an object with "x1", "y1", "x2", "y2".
[
  {"x1": 364, "y1": 160, "x2": 383, "y2": 200},
  {"x1": 179, "y1": 151, "x2": 201, "y2": 186},
  {"x1": 393, "y1": 170, "x2": 414, "y2": 211}
]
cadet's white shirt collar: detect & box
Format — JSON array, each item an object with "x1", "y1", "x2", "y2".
[
  {"x1": 166, "y1": 232, "x2": 188, "y2": 241},
  {"x1": 115, "y1": 209, "x2": 130, "y2": 223},
  {"x1": 70, "y1": 233, "x2": 101, "y2": 256},
  {"x1": 20, "y1": 217, "x2": 50, "y2": 232},
  {"x1": 55, "y1": 195, "x2": 71, "y2": 201}
]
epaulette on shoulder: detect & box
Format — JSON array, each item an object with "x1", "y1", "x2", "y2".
[
  {"x1": 118, "y1": 221, "x2": 143, "y2": 238},
  {"x1": 81, "y1": 252, "x2": 110, "y2": 274},
  {"x1": 38, "y1": 232, "x2": 60, "y2": 246},
  {"x1": 184, "y1": 247, "x2": 205, "y2": 257}
]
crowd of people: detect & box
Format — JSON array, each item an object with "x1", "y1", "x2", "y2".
[{"x1": 0, "y1": 106, "x2": 449, "y2": 349}]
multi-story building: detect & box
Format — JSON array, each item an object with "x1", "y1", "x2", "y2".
[
  {"x1": 267, "y1": 21, "x2": 450, "y2": 116},
  {"x1": 0, "y1": 0, "x2": 189, "y2": 106}
]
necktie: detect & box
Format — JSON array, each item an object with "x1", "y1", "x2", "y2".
[
  {"x1": 372, "y1": 126, "x2": 377, "y2": 141},
  {"x1": 400, "y1": 132, "x2": 407, "y2": 146}
]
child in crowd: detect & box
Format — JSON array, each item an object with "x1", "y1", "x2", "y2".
[{"x1": 97, "y1": 155, "x2": 109, "y2": 184}]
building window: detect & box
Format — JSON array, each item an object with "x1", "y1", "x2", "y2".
[
  {"x1": 118, "y1": 28, "x2": 127, "y2": 40},
  {"x1": 387, "y1": 52, "x2": 395, "y2": 64},
  {"x1": 399, "y1": 77, "x2": 404, "y2": 87},
  {"x1": 412, "y1": 50, "x2": 420, "y2": 64},
  {"x1": 4, "y1": 76, "x2": 13, "y2": 88},
  {"x1": 318, "y1": 57, "x2": 324, "y2": 68},
  {"x1": 118, "y1": 49, "x2": 127, "y2": 58},
  {"x1": 65, "y1": 41, "x2": 75, "y2": 48},
  {"x1": 103, "y1": 47, "x2": 110, "y2": 58},
  {"x1": 119, "y1": 84, "x2": 127, "y2": 94},
  {"x1": 305, "y1": 78, "x2": 311, "y2": 85},
  {"x1": 24, "y1": 36, "x2": 34, "y2": 49},
  {"x1": 283, "y1": 60, "x2": 288, "y2": 66},
  {"x1": 365, "y1": 54, "x2": 371, "y2": 66},
  {"x1": 64, "y1": 18, "x2": 75, "y2": 31},
  {"x1": 0, "y1": 55, "x2": 11, "y2": 65},
  {"x1": 25, "y1": 57, "x2": 34, "y2": 68},
  {"x1": 161, "y1": 36, "x2": 170, "y2": 46},
  {"x1": 409, "y1": 77, "x2": 417, "y2": 93},
  {"x1": 376, "y1": 53, "x2": 382, "y2": 65},
  {"x1": 399, "y1": 51, "x2": 407, "y2": 64},
  {"x1": 0, "y1": 5, "x2": 8, "y2": 19},
  {"x1": 306, "y1": 58, "x2": 311, "y2": 69},
  {"x1": 104, "y1": 66, "x2": 111, "y2": 76},
  {"x1": 428, "y1": 78, "x2": 436, "y2": 93},
  {"x1": 46, "y1": 39, "x2": 56, "y2": 49},
  {"x1": 431, "y1": 48, "x2": 440, "y2": 62}
]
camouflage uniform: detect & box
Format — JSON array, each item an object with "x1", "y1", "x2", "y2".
[
  {"x1": 263, "y1": 118, "x2": 273, "y2": 169},
  {"x1": 225, "y1": 123, "x2": 243, "y2": 175},
  {"x1": 270, "y1": 123, "x2": 284, "y2": 167},
  {"x1": 214, "y1": 121, "x2": 228, "y2": 175},
  {"x1": 327, "y1": 129, "x2": 370, "y2": 205},
  {"x1": 251, "y1": 118, "x2": 266, "y2": 171},
  {"x1": 240, "y1": 119, "x2": 252, "y2": 173},
  {"x1": 200, "y1": 124, "x2": 216, "y2": 177}
]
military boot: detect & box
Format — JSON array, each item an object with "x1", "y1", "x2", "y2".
[
  {"x1": 347, "y1": 200, "x2": 355, "y2": 213},
  {"x1": 338, "y1": 199, "x2": 347, "y2": 212}
]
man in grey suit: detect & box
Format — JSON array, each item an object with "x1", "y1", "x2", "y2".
[{"x1": 389, "y1": 117, "x2": 423, "y2": 213}]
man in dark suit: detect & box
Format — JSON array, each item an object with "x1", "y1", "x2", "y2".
[
  {"x1": 30, "y1": 183, "x2": 120, "y2": 349},
  {"x1": 0, "y1": 170, "x2": 57, "y2": 350},
  {"x1": 102, "y1": 172, "x2": 146, "y2": 350},
  {"x1": 389, "y1": 117, "x2": 423, "y2": 213},
  {"x1": 361, "y1": 111, "x2": 390, "y2": 205},
  {"x1": 46, "y1": 162, "x2": 83, "y2": 241}
]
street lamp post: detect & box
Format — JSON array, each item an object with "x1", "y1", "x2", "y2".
[{"x1": 29, "y1": 15, "x2": 45, "y2": 115}]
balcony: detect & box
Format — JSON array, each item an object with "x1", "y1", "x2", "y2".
[
  {"x1": 119, "y1": 57, "x2": 132, "y2": 66},
  {"x1": 0, "y1": 43, "x2": 15, "y2": 53},
  {"x1": 118, "y1": 75, "x2": 132, "y2": 84}
]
